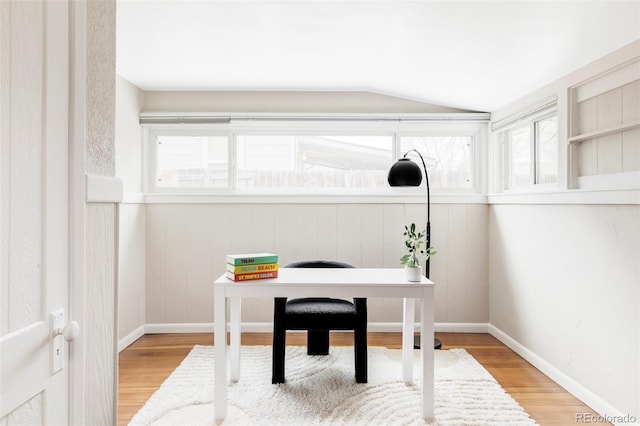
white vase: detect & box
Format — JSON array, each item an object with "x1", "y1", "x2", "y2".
[{"x1": 405, "y1": 265, "x2": 422, "y2": 282}]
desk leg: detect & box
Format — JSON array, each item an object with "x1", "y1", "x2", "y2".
[
  {"x1": 402, "y1": 298, "x2": 415, "y2": 383},
  {"x1": 230, "y1": 296, "x2": 241, "y2": 382},
  {"x1": 421, "y1": 288, "x2": 435, "y2": 420},
  {"x1": 214, "y1": 287, "x2": 227, "y2": 421}
]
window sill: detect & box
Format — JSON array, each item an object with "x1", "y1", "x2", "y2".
[
  {"x1": 123, "y1": 192, "x2": 487, "y2": 204},
  {"x1": 487, "y1": 188, "x2": 640, "y2": 205},
  {"x1": 122, "y1": 189, "x2": 640, "y2": 205}
]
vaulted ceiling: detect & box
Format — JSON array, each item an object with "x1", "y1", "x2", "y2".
[{"x1": 116, "y1": 1, "x2": 640, "y2": 112}]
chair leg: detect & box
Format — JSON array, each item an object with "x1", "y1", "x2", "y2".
[
  {"x1": 354, "y1": 325, "x2": 367, "y2": 383},
  {"x1": 307, "y1": 329, "x2": 330, "y2": 355},
  {"x1": 272, "y1": 325, "x2": 286, "y2": 384}
]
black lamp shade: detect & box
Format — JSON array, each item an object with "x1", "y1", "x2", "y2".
[{"x1": 387, "y1": 158, "x2": 422, "y2": 186}]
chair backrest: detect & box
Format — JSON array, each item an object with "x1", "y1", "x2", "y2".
[
  {"x1": 282, "y1": 260, "x2": 363, "y2": 307},
  {"x1": 285, "y1": 260, "x2": 355, "y2": 269}
]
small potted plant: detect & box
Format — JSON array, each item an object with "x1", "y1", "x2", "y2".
[{"x1": 401, "y1": 223, "x2": 436, "y2": 282}]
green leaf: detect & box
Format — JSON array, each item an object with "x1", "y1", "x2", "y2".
[{"x1": 399, "y1": 222, "x2": 433, "y2": 266}]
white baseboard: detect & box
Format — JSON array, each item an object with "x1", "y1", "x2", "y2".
[
  {"x1": 118, "y1": 325, "x2": 145, "y2": 352},
  {"x1": 144, "y1": 323, "x2": 215, "y2": 334},
  {"x1": 488, "y1": 325, "x2": 637, "y2": 426},
  {"x1": 436, "y1": 322, "x2": 489, "y2": 333},
  {"x1": 140, "y1": 322, "x2": 488, "y2": 334},
  {"x1": 363, "y1": 322, "x2": 488, "y2": 333}
]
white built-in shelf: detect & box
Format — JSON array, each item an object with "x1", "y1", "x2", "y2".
[{"x1": 569, "y1": 120, "x2": 640, "y2": 144}]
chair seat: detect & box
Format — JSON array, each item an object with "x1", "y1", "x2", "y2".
[
  {"x1": 285, "y1": 298, "x2": 357, "y2": 329},
  {"x1": 286, "y1": 298, "x2": 355, "y2": 315}
]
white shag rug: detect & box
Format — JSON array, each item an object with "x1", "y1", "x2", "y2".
[{"x1": 129, "y1": 345, "x2": 538, "y2": 426}]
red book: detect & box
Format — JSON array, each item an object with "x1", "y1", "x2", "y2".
[{"x1": 225, "y1": 270, "x2": 278, "y2": 282}]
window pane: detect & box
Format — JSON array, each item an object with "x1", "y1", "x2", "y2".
[
  {"x1": 536, "y1": 116, "x2": 558, "y2": 184},
  {"x1": 156, "y1": 136, "x2": 228, "y2": 188},
  {"x1": 235, "y1": 135, "x2": 393, "y2": 189},
  {"x1": 399, "y1": 136, "x2": 472, "y2": 188},
  {"x1": 509, "y1": 125, "x2": 533, "y2": 188}
]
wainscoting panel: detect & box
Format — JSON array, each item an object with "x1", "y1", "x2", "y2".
[
  {"x1": 117, "y1": 203, "x2": 145, "y2": 338},
  {"x1": 144, "y1": 203, "x2": 489, "y2": 325}
]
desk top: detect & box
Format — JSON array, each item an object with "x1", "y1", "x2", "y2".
[{"x1": 214, "y1": 267, "x2": 434, "y2": 288}]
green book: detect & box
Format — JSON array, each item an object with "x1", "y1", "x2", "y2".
[{"x1": 226, "y1": 252, "x2": 278, "y2": 266}]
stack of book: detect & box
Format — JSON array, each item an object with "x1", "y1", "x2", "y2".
[{"x1": 225, "y1": 252, "x2": 279, "y2": 282}]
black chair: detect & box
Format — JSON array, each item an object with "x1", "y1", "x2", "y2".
[{"x1": 271, "y1": 260, "x2": 367, "y2": 384}]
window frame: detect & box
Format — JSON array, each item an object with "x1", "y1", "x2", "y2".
[{"x1": 142, "y1": 119, "x2": 488, "y2": 198}]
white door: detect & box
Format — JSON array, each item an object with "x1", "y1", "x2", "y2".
[{"x1": 0, "y1": 1, "x2": 72, "y2": 424}]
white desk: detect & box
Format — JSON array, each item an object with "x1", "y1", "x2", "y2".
[{"x1": 213, "y1": 268, "x2": 435, "y2": 422}]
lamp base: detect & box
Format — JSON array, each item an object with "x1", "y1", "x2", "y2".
[{"x1": 413, "y1": 335, "x2": 442, "y2": 350}]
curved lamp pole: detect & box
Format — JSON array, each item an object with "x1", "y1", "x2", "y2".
[{"x1": 387, "y1": 149, "x2": 441, "y2": 350}]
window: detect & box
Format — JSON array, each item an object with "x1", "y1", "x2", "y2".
[
  {"x1": 500, "y1": 113, "x2": 558, "y2": 190},
  {"x1": 399, "y1": 136, "x2": 473, "y2": 188},
  {"x1": 156, "y1": 135, "x2": 229, "y2": 188},
  {"x1": 235, "y1": 135, "x2": 392, "y2": 189},
  {"x1": 144, "y1": 119, "x2": 486, "y2": 195},
  {"x1": 536, "y1": 116, "x2": 559, "y2": 185}
]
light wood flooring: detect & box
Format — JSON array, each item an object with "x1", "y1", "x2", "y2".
[{"x1": 118, "y1": 332, "x2": 607, "y2": 425}]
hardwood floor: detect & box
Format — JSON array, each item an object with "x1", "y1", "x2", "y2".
[{"x1": 118, "y1": 332, "x2": 606, "y2": 425}]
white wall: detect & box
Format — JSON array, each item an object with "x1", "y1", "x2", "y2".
[
  {"x1": 115, "y1": 76, "x2": 144, "y2": 193},
  {"x1": 488, "y1": 41, "x2": 640, "y2": 421},
  {"x1": 115, "y1": 87, "x2": 488, "y2": 339},
  {"x1": 117, "y1": 203, "x2": 145, "y2": 343},
  {"x1": 82, "y1": 1, "x2": 118, "y2": 425},
  {"x1": 490, "y1": 204, "x2": 639, "y2": 419},
  {"x1": 142, "y1": 90, "x2": 474, "y2": 114},
  {"x1": 144, "y1": 202, "x2": 489, "y2": 328},
  {"x1": 115, "y1": 76, "x2": 146, "y2": 345}
]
